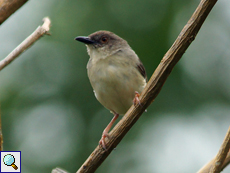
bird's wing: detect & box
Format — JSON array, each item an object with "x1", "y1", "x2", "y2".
[{"x1": 136, "y1": 61, "x2": 148, "y2": 81}]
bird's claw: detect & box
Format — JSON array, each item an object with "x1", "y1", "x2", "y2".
[
  {"x1": 133, "y1": 91, "x2": 141, "y2": 106},
  {"x1": 99, "y1": 132, "x2": 110, "y2": 150},
  {"x1": 98, "y1": 113, "x2": 119, "y2": 150}
]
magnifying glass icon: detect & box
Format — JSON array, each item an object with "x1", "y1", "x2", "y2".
[{"x1": 3, "y1": 154, "x2": 18, "y2": 170}]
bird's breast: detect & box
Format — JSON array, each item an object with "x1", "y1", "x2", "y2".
[{"x1": 87, "y1": 57, "x2": 145, "y2": 114}]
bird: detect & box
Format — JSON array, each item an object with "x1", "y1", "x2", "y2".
[{"x1": 75, "y1": 31, "x2": 147, "y2": 149}]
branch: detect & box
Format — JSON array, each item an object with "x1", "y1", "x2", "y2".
[
  {"x1": 211, "y1": 127, "x2": 230, "y2": 172},
  {"x1": 0, "y1": 0, "x2": 28, "y2": 25},
  {"x1": 76, "y1": 0, "x2": 218, "y2": 172},
  {"x1": 0, "y1": 17, "x2": 51, "y2": 71},
  {"x1": 198, "y1": 127, "x2": 230, "y2": 173},
  {"x1": 52, "y1": 167, "x2": 68, "y2": 173},
  {"x1": 221, "y1": 151, "x2": 230, "y2": 172}
]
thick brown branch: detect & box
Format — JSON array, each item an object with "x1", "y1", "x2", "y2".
[
  {"x1": 0, "y1": 0, "x2": 28, "y2": 25},
  {"x1": 0, "y1": 17, "x2": 51, "y2": 71},
  {"x1": 76, "y1": 0, "x2": 218, "y2": 172},
  {"x1": 198, "y1": 127, "x2": 230, "y2": 173}
]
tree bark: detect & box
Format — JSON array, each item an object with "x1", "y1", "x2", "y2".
[{"x1": 0, "y1": 0, "x2": 28, "y2": 25}]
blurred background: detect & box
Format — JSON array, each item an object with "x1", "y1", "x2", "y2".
[{"x1": 0, "y1": 0, "x2": 230, "y2": 172}]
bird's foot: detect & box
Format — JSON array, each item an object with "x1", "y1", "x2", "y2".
[
  {"x1": 99, "y1": 113, "x2": 119, "y2": 150},
  {"x1": 133, "y1": 91, "x2": 141, "y2": 106},
  {"x1": 99, "y1": 131, "x2": 110, "y2": 150}
]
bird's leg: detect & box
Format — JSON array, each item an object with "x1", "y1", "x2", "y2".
[
  {"x1": 133, "y1": 91, "x2": 141, "y2": 106},
  {"x1": 99, "y1": 112, "x2": 119, "y2": 149}
]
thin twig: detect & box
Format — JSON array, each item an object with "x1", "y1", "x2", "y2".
[
  {"x1": 76, "y1": 0, "x2": 218, "y2": 172},
  {"x1": 0, "y1": 0, "x2": 28, "y2": 25},
  {"x1": 52, "y1": 167, "x2": 69, "y2": 173},
  {"x1": 0, "y1": 17, "x2": 51, "y2": 71},
  {"x1": 198, "y1": 127, "x2": 230, "y2": 173}
]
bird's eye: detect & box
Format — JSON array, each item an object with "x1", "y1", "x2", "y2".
[{"x1": 101, "y1": 36, "x2": 108, "y2": 43}]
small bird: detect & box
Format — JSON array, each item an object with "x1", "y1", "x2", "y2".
[{"x1": 75, "y1": 31, "x2": 147, "y2": 149}]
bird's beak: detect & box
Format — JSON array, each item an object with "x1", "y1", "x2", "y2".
[{"x1": 75, "y1": 36, "x2": 95, "y2": 44}]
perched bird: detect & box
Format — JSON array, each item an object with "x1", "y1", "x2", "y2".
[{"x1": 75, "y1": 31, "x2": 147, "y2": 149}]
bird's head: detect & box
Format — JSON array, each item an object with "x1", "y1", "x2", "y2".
[{"x1": 75, "y1": 31, "x2": 129, "y2": 59}]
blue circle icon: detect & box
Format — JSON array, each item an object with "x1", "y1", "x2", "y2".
[
  {"x1": 3, "y1": 154, "x2": 18, "y2": 170},
  {"x1": 3, "y1": 154, "x2": 15, "y2": 166}
]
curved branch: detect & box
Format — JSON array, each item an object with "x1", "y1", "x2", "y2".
[
  {"x1": 76, "y1": 0, "x2": 218, "y2": 172},
  {"x1": 198, "y1": 152, "x2": 230, "y2": 173},
  {"x1": 211, "y1": 127, "x2": 230, "y2": 173},
  {"x1": 0, "y1": 17, "x2": 51, "y2": 71},
  {"x1": 0, "y1": 0, "x2": 28, "y2": 25},
  {"x1": 221, "y1": 151, "x2": 230, "y2": 172},
  {"x1": 198, "y1": 127, "x2": 230, "y2": 173}
]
